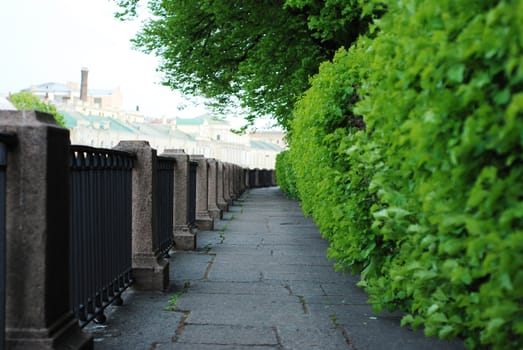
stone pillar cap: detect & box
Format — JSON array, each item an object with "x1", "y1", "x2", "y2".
[{"x1": 163, "y1": 149, "x2": 186, "y2": 154}]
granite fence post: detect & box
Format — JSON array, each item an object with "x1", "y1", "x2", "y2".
[
  {"x1": 0, "y1": 110, "x2": 93, "y2": 349},
  {"x1": 243, "y1": 168, "x2": 250, "y2": 190},
  {"x1": 115, "y1": 141, "x2": 169, "y2": 291},
  {"x1": 232, "y1": 165, "x2": 238, "y2": 198},
  {"x1": 228, "y1": 163, "x2": 236, "y2": 201},
  {"x1": 223, "y1": 163, "x2": 233, "y2": 206},
  {"x1": 216, "y1": 161, "x2": 228, "y2": 212},
  {"x1": 240, "y1": 168, "x2": 247, "y2": 193},
  {"x1": 238, "y1": 165, "x2": 244, "y2": 195},
  {"x1": 207, "y1": 159, "x2": 222, "y2": 219},
  {"x1": 235, "y1": 165, "x2": 242, "y2": 197},
  {"x1": 161, "y1": 149, "x2": 196, "y2": 250},
  {"x1": 190, "y1": 155, "x2": 214, "y2": 230}
]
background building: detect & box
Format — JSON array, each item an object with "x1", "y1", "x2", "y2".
[{"x1": 19, "y1": 69, "x2": 285, "y2": 169}]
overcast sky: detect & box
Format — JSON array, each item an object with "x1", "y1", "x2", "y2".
[{"x1": 0, "y1": 0, "x2": 209, "y2": 118}]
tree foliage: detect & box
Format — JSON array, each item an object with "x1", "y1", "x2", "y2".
[
  {"x1": 115, "y1": 0, "x2": 374, "y2": 128},
  {"x1": 9, "y1": 92, "x2": 66, "y2": 127}
]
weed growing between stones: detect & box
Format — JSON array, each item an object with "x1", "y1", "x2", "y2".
[{"x1": 164, "y1": 281, "x2": 191, "y2": 311}]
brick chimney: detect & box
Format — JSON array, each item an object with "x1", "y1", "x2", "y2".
[{"x1": 80, "y1": 67, "x2": 88, "y2": 102}]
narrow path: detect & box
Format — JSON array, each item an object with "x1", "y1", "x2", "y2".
[{"x1": 90, "y1": 187, "x2": 465, "y2": 349}]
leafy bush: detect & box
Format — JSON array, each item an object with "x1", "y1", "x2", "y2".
[
  {"x1": 288, "y1": 0, "x2": 523, "y2": 348},
  {"x1": 275, "y1": 150, "x2": 300, "y2": 200},
  {"x1": 289, "y1": 44, "x2": 393, "y2": 275},
  {"x1": 9, "y1": 92, "x2": 66, "y2": 127}
]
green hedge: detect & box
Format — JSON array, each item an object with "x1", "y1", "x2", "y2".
[
  {"x1": 286, "y1": 0, "x2": 523, "y2": 349},
  {"x1": 275, "y1": 150, "x2": 300, "y2": 200}
]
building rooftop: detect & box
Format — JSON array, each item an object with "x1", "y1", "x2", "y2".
[
  {"x1": 176, "y1": 114, "x2": 228, "y2": 126},
  {"x1": 0, "y1": 95, "x2": 16, "y2": 110},
  {"x1": 25, "y1": 83, "x2": 114, "y2": 97},
  {"x1": 250, "y1": 140, "x2": 284, "y2": 152},
  {"x1": 61, "y1": 111, "x2": 78, "y2": 128},
  {"x1": 27, "y1": 82, "x2": 72, "y2": 93},
  {"x1": 60, "y1": 110, "x2": 139, "y2": 134},
  {"x1": 60, "y1": 109, "x2": 196, "y2": 141}
]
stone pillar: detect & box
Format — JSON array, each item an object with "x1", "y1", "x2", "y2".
[
  {"x1": 228, "y1": 163, "x2": 236, "y2": 201},
  {"x1": 162, "y1": 149, "x2": 196, "y2": 250},
  {"x1": 190, "y1": 155, "x2": 214, "y2": 230},
  {"x1": 222, "y1": 163, "x2": 233, "y2": 206},
  {"x1": 240, "y1": 167, "x2": 247, "y2": 193},
  {"x1": 236, "y1": 165, "x2": 243, "y2": 196},
  {"x1": 0, "y1": 110, "x2": 92, "y2": 349},
  {"x1": 234, "y1": 165, "x2": 240, "y2": 197},
  {"x1": 207, "y1": 159, "x2": 222, "y2": 219},
  {"x1": 243, "y1": 168, "x2": 250, "y2": 190},
  {"x1": 216, "y1": 161, "x2": 228, "y2": 212},
  {"x1": 234, "y1": 165, "x2": 241, "y2": 197},
  {"x1": 231, "y1": 165, "x2": 236, "y2": 197},
  {"x1": 115, "y1": 141, "x2": 169, "y2": 291}
]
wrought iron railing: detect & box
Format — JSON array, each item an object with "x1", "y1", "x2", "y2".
[
  {"x1": 249, "y1": 169, "x2": 257, "y2": 188},
  {"x1": 69, "y1": 146, "x2": 134, "y2": 326},
  {"x1": 155, "y1": 157, "x2": 175, "y2": 256},
  {"x1": 260, "y1": 169, "x2": 269, "y2": 187}
]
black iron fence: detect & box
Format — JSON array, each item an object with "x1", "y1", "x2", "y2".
[
  {"x1": 188, "y1": 161, "x2": 198, "y2": 227},
  {"x1": 260, "y1": 169, "x2": 269, "y2": 187},
  {"x1": 69, "y1": 146, "x2": 134, "y2": 326},
  {"x1": 155, "y1": 157, "x2": 175, "y2": 256},
  {"x1": 249, "y1": 169, "x2": 257, "y2": 188},
  {"x1": 0, "y1": 133, "x2": 16, "y2": 349}
]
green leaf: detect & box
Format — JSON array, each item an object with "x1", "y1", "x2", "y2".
[
  {"x1": 439, "y1": 325, "x2": 455, "y2": 339},
  {"x1": 401, "y1": 314, "x2": 415, "y2": 327},
  {"x1": 447, "y1": 64, "x2": 465, "y2": 83},
  {"x1": 494, "y1": 88, "x2": 511, "y2": 105}
]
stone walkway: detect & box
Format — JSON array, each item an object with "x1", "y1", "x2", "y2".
[{"x1": 88, "y1": 187, "x2": 465, "y2": 349}]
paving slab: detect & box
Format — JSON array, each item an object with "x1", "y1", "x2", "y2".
[
  {"x1": 176, "y1": 324, "x2": 278, "y2": 346},
  {"x1": 177, "y1": 280, "x2": 290, "y2": 297},
  {"x1": 89, "y1": 187, "x2": 466, "y2": 350},
  {"x1": 86, "y1": 290, "x2": 183, "y2": 349},
  {"x1": 277, "y1": 325, "x2": 350, "y2": 350}
]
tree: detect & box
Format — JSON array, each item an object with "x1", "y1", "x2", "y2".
[
  {"x1": 115, "y1": 0, "x2": 375, "y2": 129},
  {"x1": 9, "y1": 92, "x2": 66, "y2": 127}
]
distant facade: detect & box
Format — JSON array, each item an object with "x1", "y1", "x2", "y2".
[
  {"x1": 62, "y1": 109, "x2": 284, "y2": 169},
  {"x1": 24, "y1": 68, "x2": 123, "y2": 111},
  {"x1": 20, "y1": 69, "x2": 285, "y2": 169}
]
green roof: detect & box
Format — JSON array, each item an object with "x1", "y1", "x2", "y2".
[
  {"x1": 176, "y1": 114, "x2": 228, "y2": 126},
  {"x1": 131, "y1": 123, "x2": 171, "y2": 137},
  {"x1": 60, "y1": 111, "x2": 78, "y2": 128},
  {"x1": 250, "y1": 140, "x2": 284, "y2": 152},
  {"x1": 176, "y1": 116, "x2": 204, "y2": 125},
  {"x1": 59, "y1": 109, "x2": 139, "y2": 134},
  {"x1": 107, "y1": 118, "x2": 139, "y2": 134}
]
